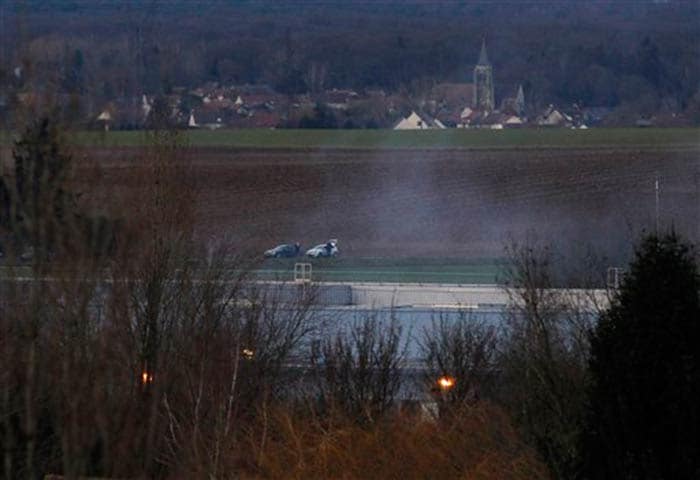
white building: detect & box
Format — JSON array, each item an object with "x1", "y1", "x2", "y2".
[
  {"x1": 188, "y1": 110, "x2": 198, "y2": 128},
  {"x1": 394, "y1": 111, "x2": 446, "y2": 130}
]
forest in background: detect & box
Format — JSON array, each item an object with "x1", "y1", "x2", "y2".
[{"x1": 1, "y1": 0, "x2": 699, "y2": 123}]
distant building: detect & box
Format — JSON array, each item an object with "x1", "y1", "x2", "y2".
[
  {"x1": 473, "y1": 39, "x2": 495, "y2": 113},
  {"x1": 141, "y1": 94, "x2": 152, "y2": 120},
  {"x1": 514, "y1": 85, "x2": 525, "y2": 117},
  {"x1": 425, "y1": 40, "x2": 503, "y2": 128},
  {"x1": 580, "y1": 106, "x2": 612, "y2": 126},
  {"x1": 504, "y1": 115, "x2": 524, "y2": 127},
  {"x1": 394, "y1": 111, "x2": 445, "y2": 130},
  {"x1": 188, "y1": 110, "x2": 198, "y2": 128},
  {"x1": 501, "y1": 84, "x2": 526, "y2": 117},
  {"x1": 537, "y1": 105, "x2": 573, "y2": 127},
  {"x1": 96, "y1": 109, "x2": 112, "y2": 131},
  {"x1": 431, "y1": 83, "x2": 475, "y2": 110},
  {"x1": 322, "y1": 89, "x2": 359, "y2": 110}
]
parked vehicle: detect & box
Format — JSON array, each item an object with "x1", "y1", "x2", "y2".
[
  {"x1": 305, "y1": 239, "x2": 339, "y2": 258},
  {"x1": 264, "y1": 243, "x2": 301, "y2": 258}
]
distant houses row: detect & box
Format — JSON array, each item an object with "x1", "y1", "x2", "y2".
[
  {"x1": 89, "y1": 83, "x2": 622, "y2": 132},
  {"x1": 83, "y1": 39, "x2": 640, "y2": 131},
  {"x1": 394, "y1": 105, "x2": 594, "y2": 130},
  {"x1": 5, "y1": 39, "x2": 693, "y2": 130}
]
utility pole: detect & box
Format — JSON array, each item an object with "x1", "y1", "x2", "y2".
[
  {"x1": 696, "y1": 172, "x2": 699, "y2": 245},
  {"x1": 655, "y1": 177, "x2": 660, "y2": 234}
]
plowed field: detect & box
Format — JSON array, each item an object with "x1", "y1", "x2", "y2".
[{"x1": 88, "y1": 144, "x2": 700, "y2": 262}]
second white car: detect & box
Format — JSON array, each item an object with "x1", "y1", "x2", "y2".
[{"x1": 305, "y1": 239, "x2": 339, "y2": 258}]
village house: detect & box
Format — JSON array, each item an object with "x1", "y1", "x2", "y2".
[
  {"x1": 536, "y1": 105, "x2": 574, "y2": 127},
  {"x1": 321, "y1": 89, "x2": 360, "y2": 110},
  {"x1": 96, "y1": 109, "x2": 112, "y2": 131},
  {"x1": 500, "y1": 85, "x2": 526, "y2": 118},
  {"x1": 394, "y1": 111, "x2": 445, "y2": 130}
]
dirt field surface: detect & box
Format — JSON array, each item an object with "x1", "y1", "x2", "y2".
[{"x1": 81, "y1": 143, "x2": 700, "y2": 263}]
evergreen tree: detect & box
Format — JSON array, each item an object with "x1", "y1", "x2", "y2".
[
  {"x1": 0, "y1": 116, "x2": 116, "y2": 264},
  {"x1": 582, "y1": 233, "x2": 700, "y2": 479},
  {"x1": 0, "y1": 116, "x2": 75, "y2": 263},
  {"x1": 298, "y1": 102, "x2": 338, "y2": 129},
  {"x1": 64, "y1": 48, "x2": 85, "y2": 94}
]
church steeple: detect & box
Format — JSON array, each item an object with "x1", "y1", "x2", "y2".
[
  {"x1": 477, "y1": 38, "x2": 490, "y2": 66},
  {"x1": 473, "y1": 38, "x2": 495, "y2": 112},
  {"x1": 515, "y1": 84, "x2": 525, "y2": 116}
]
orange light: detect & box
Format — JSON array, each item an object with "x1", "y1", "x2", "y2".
[
  {"x1": 437, "y1": 375, "x2": 456, "y2": 390},
  {"x1": 141, "y1": 371, "x2": 153, "y2": 385},
  {"x1": 242, "y1": 348, "x2": 254, "y2": 359}
]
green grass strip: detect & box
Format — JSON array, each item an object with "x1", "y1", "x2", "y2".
[{"x1": 4, "y1": 128, "x2": 698, "y2": 149}]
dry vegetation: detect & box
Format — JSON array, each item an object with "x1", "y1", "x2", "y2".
[{"x1": 249, "y1": 403, "x2": 549, "y2": 480}]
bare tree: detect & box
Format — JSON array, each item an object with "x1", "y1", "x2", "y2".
[
  {"x1": 156, "y1": 268, "x2": 317, "y2": 477},
  {"x1": 498, "y1": 235, "x2": 592, "y2": 480},
  {"x1": 0, "y1": 108, "x2": 331, "y2": 479},
  {"x1": 420, "y1": 311, "x2": 498, "y2": 412},
  {"x1": 0, "y1": 278, "x2": 52, "y2": 479},
  {"x1": 0, "y1": 114, "x2": 96, "y2": 479},
  {"x1": 311, "y1": 313, "x2": 406, "y2": 424}
]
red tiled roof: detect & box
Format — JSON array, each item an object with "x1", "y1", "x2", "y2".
[{"x1": 430, "y1": 83, "x2": 475, "y2": 108}]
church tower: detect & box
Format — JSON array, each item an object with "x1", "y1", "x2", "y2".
[
  {"x1": 515, "y1": 84, "x2": 525, "y2": 117},
  {"x1": 473, "y1": 39, "x2": 495, "y2": 113}
]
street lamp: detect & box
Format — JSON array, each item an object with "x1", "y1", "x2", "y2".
[
  {"x1": 437, "y1": 375, "x2": 456, "y2": 391},
  {"x1": 141, "y1": 371, "x2": 154, "y2": 385},
  {"x1": 434, "y1": 375, "x2": 457, "y2": 420}
]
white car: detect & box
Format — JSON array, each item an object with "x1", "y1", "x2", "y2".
[{"x1": 305, "y1": 239, "x2": 339, "y2": 258}]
